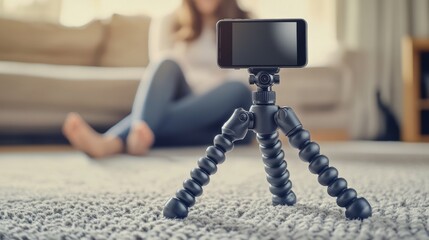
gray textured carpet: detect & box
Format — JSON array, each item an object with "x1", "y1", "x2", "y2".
[{"x1": 0, "y1": 142, "x2": 429, "y2": 239}]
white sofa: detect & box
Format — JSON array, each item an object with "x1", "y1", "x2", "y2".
[{"x1": 0, "y1": 16, "x2": 355, "y2": 143}]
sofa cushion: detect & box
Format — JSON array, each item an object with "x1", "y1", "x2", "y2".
[
  {"x1": 98, "y1": 14, "x2": 151, "y2": 67},
  {"x1": 0, "y1": 61, "x2": 143, "y2": 133},
  {"x1": 277, "y1": 66, "x2": 351, "y2": 109},
  {"x1": 0, "y1": 18, "x2": 104, "y2": 66}
]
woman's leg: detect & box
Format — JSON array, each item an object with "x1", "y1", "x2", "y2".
[
  {"x1": 155, "y1": 81, "x2": 252, "y2": 146},
  {"x1": 131, "y1": 59, "x2": 192, "y2": 131},
  {"x1": 106, "y1": 59, "x2": 192, "y2": 154},
  {"x1": 105, "y1": 59, "x2": 191, "y2": 138},
  {"x1": 63, "y1": 58, "x2": 191, "y2": 157}
]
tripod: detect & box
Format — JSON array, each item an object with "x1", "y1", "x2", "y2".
[{"x1": 163, "y1": 68, "x2": 372, "y2": 220}]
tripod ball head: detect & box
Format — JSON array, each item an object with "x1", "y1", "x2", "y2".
[{"x1": 248, "y1": 68, "x2": 280, "y2": 89}]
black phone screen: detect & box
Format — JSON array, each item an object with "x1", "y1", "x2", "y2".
[{"x1": 217, "y1": 19, "x2": 307, "y2": 68}]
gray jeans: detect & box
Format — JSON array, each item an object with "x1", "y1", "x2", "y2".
[{"x1": 105, "y1": 59, "x2": 253, "y2": 146}]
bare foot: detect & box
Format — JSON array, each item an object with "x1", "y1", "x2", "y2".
[
  {"x1": 126, "y1": 121, "x2": 155, "y2": 156},
  {"x1": 62, "y1": 113, "x2": 124, "y2": 158}
]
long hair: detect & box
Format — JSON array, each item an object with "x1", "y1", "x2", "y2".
[{"x1": 173, "y1": 0, "x2": 248, "y2": 42}]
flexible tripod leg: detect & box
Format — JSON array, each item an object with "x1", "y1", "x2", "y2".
[
  {"x1": 275, "y1": 107, "x2": 372, "y2": 220},
  {"x1": 163, "y1": 108, "x2": 251, "y2": 219},
  {"x1": 257, "y1": 131, "x2": 296, "y2": 206}
]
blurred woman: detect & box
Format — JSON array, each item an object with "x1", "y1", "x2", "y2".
[{"x1": 62, "y1": 0, "x2": 251, "y2": 158}]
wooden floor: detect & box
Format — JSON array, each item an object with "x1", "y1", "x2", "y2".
[
  {"x1": 0, "y1": 130, "x2": 349, "y2": 153},
  {"x1": 0, "y1": 145, "x2": 73, "y2": 153}
]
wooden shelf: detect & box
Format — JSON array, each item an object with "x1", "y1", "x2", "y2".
[
  {"x1": 402, "y1": 37, "x2": 429, "y2": 142},
  {"x1": 421, "y1": 99, "x2": 429, "y2": 109}
]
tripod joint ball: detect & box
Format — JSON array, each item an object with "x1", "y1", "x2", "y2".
[{"x1": 163, "y1": 68, "x2": 372, "y2": 220}]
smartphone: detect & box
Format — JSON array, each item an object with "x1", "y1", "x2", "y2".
[{"x1": 217, "y1": 19, "x2": 307, "y2": 68}]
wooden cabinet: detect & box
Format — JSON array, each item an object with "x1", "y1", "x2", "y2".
[{"x1": 402, "y1": 37, "x2": 429, "y2": 142}]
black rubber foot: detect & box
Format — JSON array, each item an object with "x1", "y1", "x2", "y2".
[
  {"x1": 345, "y1": 197, "x2": 372, "y2": 220},
  {"x1": 272, "y1": 192, "x2": 297, "y2": 206},
  {"x1": 163, "y1": 198, "x2": 188, "y2": 219}
]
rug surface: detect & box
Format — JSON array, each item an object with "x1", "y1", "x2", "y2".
[{"x1": 0, "y1": 142, "x2": 428, "y2": 240}]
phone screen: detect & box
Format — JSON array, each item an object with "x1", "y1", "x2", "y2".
[{"x1": 217, "y1": 19, "x2": 307, "y2": 68}]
